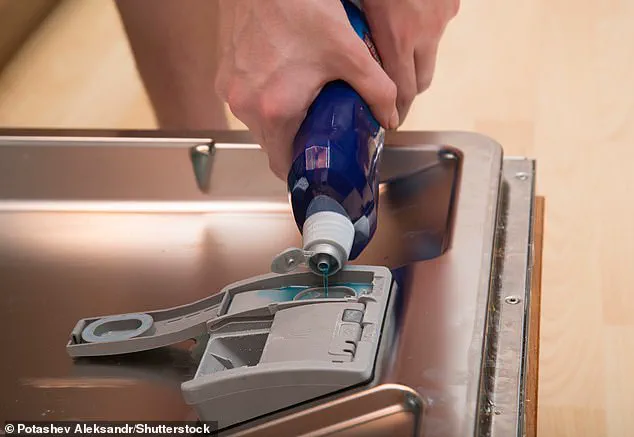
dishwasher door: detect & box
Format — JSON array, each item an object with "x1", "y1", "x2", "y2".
[{"x1": 0, "y1": 129, "x2": 536, "y2": 437}]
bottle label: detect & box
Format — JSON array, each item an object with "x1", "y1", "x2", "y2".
[
  {"x1": 305, "y1": 145, "x2": 330, "y2": 170},
  {"x1": 343, "y1": 0, "x2": 382, "y2": 65},
  {"x1": 363, "y1": 33, "x2": 382, "y2": 65}
]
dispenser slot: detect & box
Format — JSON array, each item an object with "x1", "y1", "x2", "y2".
[{"x1": 196, "y1": 330, "x2": 271, "y2": 377}]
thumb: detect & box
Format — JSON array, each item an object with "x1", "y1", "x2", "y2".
[{"x1": 333, "y1": 34, "x2": 399, "y2": 130}]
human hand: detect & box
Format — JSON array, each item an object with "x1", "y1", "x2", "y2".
[
  {"x1": 214, "y1": 0, "x2": 399, "y2": 179},
  {"x1": 363, "y1": 0, "x2": 459, "y2": 121}
]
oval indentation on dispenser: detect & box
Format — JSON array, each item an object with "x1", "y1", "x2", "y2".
[
  {"x1": 81, "y1": 313, "x2": 154, "y2": 343},
  {"x1": 293, "y1": 286, "x2": 356, "y2": 301}
]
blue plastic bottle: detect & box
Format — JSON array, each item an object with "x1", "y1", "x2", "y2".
[{"x1": 272, "y1": 0, "x2": 385, "y2": 277}]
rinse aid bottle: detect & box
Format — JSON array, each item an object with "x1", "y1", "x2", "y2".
[{"x1": 271, "y1": 0, "x2": 386, "y2": 278}]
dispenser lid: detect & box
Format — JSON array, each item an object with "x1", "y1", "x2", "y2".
[
  {"x1": 66, "y1": 266, "x2": 391, "y2": 358},
  {"x1": 65, "y1": 265, "x2": 394, "y2": 431}
]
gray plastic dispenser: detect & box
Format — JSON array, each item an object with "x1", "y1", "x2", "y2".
[{"x1": 66, "y1": 265, "x2": 394, "y2": 431}]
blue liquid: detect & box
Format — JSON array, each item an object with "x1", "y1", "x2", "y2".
[
  {"x1": 319, "y1": 263, "x2": 330, "y2": 297},
  {"x1": 238, "y1": 283, "x2": 371, "y2": 304}
]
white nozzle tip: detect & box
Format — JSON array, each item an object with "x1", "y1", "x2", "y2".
[{"x1": 302, "y1": 211, "x2": 354, "y2": 275}]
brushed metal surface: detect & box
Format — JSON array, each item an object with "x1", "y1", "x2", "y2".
[
  {"x1": 0, "y1": 129, "x2": 513, "y2": 436},
  {"x1": 230, "y1": 384, "x2": 424, "y2": 437},
  {"x1": 482, "y1": 159, "x2": 536, "y2": 437}
]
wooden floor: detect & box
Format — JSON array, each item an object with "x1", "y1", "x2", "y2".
[{"x1": 0, "y1": 1, "x2": 632, "y2": 435}]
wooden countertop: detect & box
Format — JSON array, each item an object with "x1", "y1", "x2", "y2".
[{"x1": 526, "y1": 196, "x2": 545, "y2": 437}]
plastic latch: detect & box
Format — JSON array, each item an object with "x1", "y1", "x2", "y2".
[
  {"x1": 342, "y1": 309, "x2": 363, "y2": 323},
  {"x1": 329, "y1": 308, "x2": 363, "y2": 362}
]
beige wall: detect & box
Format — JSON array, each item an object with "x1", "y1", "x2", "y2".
[{"x1": 1, "y1": 1, "x2": 632, "y2": 436}]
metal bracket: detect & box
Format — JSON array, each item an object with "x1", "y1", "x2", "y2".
[{"x1": 190, "y1": 141, "x2": 215, "y2": 193}]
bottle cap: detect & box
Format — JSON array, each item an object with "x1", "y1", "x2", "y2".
[
  {"x1": 270, "y1": 211, "x2": 355, "y2": 276},
  {"x1": 302, "y1": 211, "x2": 354, "y2": 275}
]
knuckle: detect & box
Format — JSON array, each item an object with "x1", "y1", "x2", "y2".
[
  {"x1": 426, "y1": 20, "x2": 444, "y2": 39},
  {"x1": 394, "y1": 35, "x2": 413, "y2": 58},
  {"x1": 449, "y1": 0, "x2": 461, "y2": 18},
  {"x1": 269, "y1": 160, "x2": 283, "y2": 179},
  {"x1": 397, "y1": 87, "x2": 416, "y2": 114},
  {"x1": 267, "y1": 154, "x2": 288, "y2": 180},
  {"x1": 337, "y1": 36, "x2": 358, "y2": 57},
  {"x1": 417, "y1": 72, "x2": 434, "y2": 93},
  {"x1": 397, "y1": 97, "x2": 412, "y2": 115},
  {"x1": 401, "y1": 85, "x2": 417, "y2": 105},
  {"x1": 422, "y1": 10, "x2": 448, "y2": 39},
  {"x1": 334, "y1": 38, "x2": 366, "y2": 73},
  {"x1": 258, "y1": 91, "x2": 291, "y2": 124},
  {"x1": 384, "y1": 80, "x2": 398, "y2": 105}
]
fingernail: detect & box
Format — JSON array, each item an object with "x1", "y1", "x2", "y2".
[{"x1": 389, "y1": 108, "x2": 399, "y2": 130}]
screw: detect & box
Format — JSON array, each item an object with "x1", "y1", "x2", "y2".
[
  {"x1": 190, "y1": 143, "x2": 214, "y2": 193},
  {"x1": 515, "y1": 172, "x2": 529, "y2": 181},
  {"x1": 505, "y1": 296, "x2": 521, "y2": 305},
  {"x1": 287, "y1": 257, "x2": 295, "y2": 266},
  {"x1": 405, "y1": 395, "x2": 421, "y2": 411},
  {"x1": 493, "y1": 407, "x2": 503, "y2": 415},
  {"x1": 439, "y1": 150, "x2": 458, "y2": 161},
  {"x1": 194, "y1": 144, "x2": 211, "y2": 155}
]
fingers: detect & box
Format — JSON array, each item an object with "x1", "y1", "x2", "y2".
[
  {"x1": 214, "y1": 0, "x2": 400, "y2": 181},
  {"x1": 361, "y1": 0, "x2": 458, "y2": 126},
  {"x1": 379, "y1": 44, "x2": 418, "y2": 124},
  {"x1": 257, "y1": 82, "x2": 310, "y2": 179},
  {"x1": 414, "y1": 41, "x2": 440, "y2": 94},
  {"x1": 361, "y1": 1, "x2": 417, "y2": 124},
  {"x1": 220, "y1": 68, "x2": 325, "y2": 180},
  {"x1": 335, "y1": 35, "x2": 399, "y2": 129},
  {"x1": 218, "y1": 36, "x2": 397, "y2": 180}
]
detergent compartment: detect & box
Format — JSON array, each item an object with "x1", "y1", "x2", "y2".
[{"x1": 66, "y1": 266, "x2": 395, "y2": 430}]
